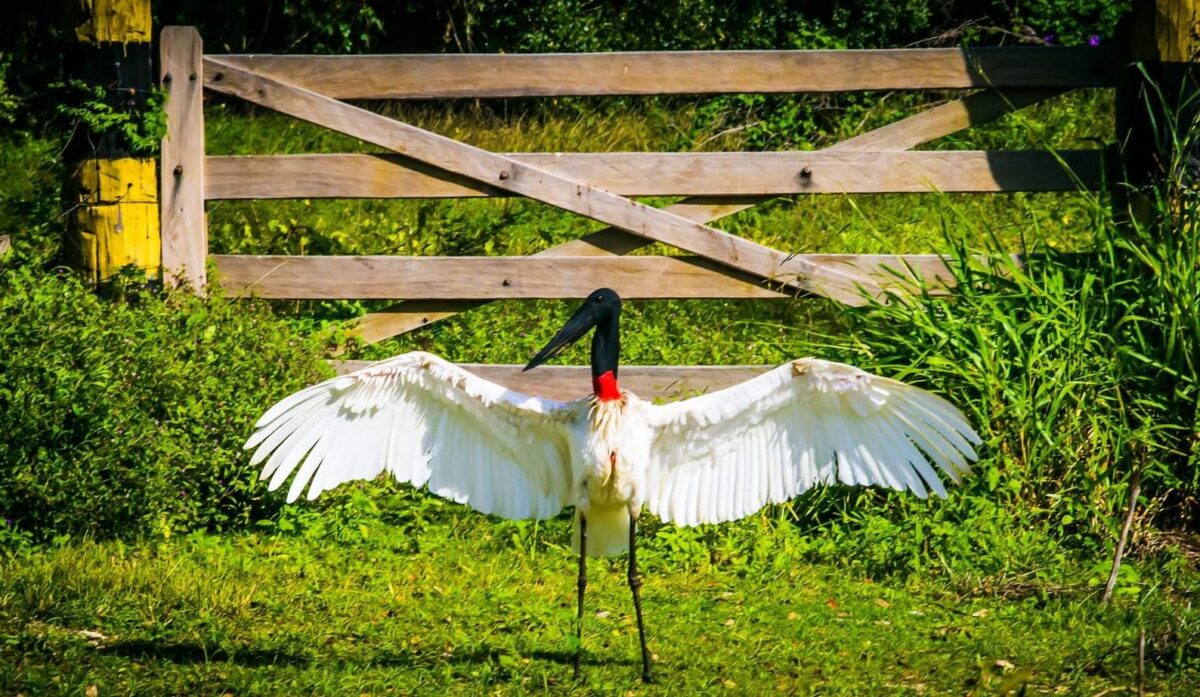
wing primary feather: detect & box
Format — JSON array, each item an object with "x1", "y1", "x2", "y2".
[
  {"x1": 891, "y1": 383, "x2": 979, "y2": 443},
  {"x1": 859, "y1": 418, "x2": 916, "y2": 494},
  {"x1": 902, "y1": 399, "x2": 979, "y2": 461},
  {"x1": 263, "y1": 413, "x2": 335, "y2": 489},
  {"x1": 245, "y1": 393, "x2": 326, "y2": 452},
  {"x1": 876, "y1": 414, "x2": 941, "y2": 497},
  {"x1": 888, "y1": 406, "x2": 966, "y2": 482},
  {"x1": 251, "y1": 396, "x2": 330, "y2": 470},
  {"x1": 254, "y1": 380, "x2": 344, "y2": 429}
]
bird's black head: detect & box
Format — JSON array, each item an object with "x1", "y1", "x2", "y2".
[{"x1": 523, "y1": 288, "x2": 622, "y2": 374}]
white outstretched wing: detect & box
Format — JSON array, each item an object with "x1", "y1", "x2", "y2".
[
  {"x1": 645, "y1": 358, "x2": 981, "y2": 527},
  {"x1": 245, "y1": 351, "x2": 581, "y2": 520}
]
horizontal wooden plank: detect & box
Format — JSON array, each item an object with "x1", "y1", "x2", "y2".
[
  {"x1": 330, "y1": 361, "x2": 772, "y2": 400},
  {"x1": 212, "y1": 254, "x2": 961, "y2": 300},
  {"x1": 207, "y1": 48, "x2": 1115, "y2": 99},
  {"x1": 204, "y1": 150, "x2": 1102, "y2": 199}
]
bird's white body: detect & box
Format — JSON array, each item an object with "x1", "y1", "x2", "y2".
[
  {"x1": 246, "y1": 351, "x2": 981, "y2": 558},
  {"x1": 574, "y1": 396, "x2": 653, "y2": 555}
]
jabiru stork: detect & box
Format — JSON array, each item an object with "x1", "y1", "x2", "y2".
[{"x1": 245, "y1": 288, "x2": 981, "y2": 682}]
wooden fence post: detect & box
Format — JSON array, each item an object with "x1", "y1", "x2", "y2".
[
  {"x1": 1118, "y1": 0, "x2": 1199, "y2": 192},
  {"x1": 67, "y1": 0, "x2": 159, "y2": 283},
  {"x1": 1103, "y1": 0, "x2": 1197, "y2": 604},
  {"x1": 160, "y1": 27, "x2": 207, "y2": 291}
]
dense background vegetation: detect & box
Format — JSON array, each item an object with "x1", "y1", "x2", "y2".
[{"x1": 1, "y1": 1, "x2": 1198, "y2": 692}]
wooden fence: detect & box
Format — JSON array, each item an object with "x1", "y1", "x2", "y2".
[{"x1": 159, "y1": 30, "x2": 1115, "y2": 398}]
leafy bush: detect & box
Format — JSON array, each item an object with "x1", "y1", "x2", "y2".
[
  {"x1": 0, "y1": 133, "x2": 62, "y2": 268},
  {"x1": 0, "y1": 54, "x2": 19, "y2": 126},
  {"x1": 0, "y1": 267, "x2": 328, "y2": 541}
]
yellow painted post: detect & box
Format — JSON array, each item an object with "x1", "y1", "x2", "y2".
[{"x1": 68, "y1": 0, "x2": 160, "y2": 282}]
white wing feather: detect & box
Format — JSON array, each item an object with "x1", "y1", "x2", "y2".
[
  {"x1": 245, "y1": 351, "x2": 581, "y2": 519},
  {"x1": 645, "y1": 358, "x2": 982, "y2": 526}
]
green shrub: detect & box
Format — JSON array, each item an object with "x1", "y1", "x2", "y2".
[
  {"x1": 0, "y1": 133, "x2": 62, "y2": 268},
  {"x1": 0, "y1": 267, "x2": 328, "y2": 542}
]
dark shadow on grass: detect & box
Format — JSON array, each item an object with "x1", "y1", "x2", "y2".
[
  {"x1": 100, "y1": 639, "x2": 634, "y2": 670},
  {"x1": 526, "y1": 648, "x2": 637, "y2": 667},
  {"x1": 441, "y1": 645, "x2": 635, "y2": 667},
  {"x1": 99, "y1": 640, "x2": 313, "y2": 667}
]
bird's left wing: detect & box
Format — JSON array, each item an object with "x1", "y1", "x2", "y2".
[
  {"x1": 644, "y1": 358, "x2": 981, "y2": 527},
  {"x1": 245, "y1": 352, "x2": 582, "y2": 520}
]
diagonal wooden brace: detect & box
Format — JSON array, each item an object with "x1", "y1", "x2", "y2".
[
  {"x1": 204, "y1": 57, "x2": 869, "y2": 303},
  {"x1": 347, "y1": 87, "x2": 1067, "y2": 343}
]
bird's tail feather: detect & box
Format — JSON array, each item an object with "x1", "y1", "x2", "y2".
[{"x1": 574, "y1": 504, "x2": 629, "y2": 557}]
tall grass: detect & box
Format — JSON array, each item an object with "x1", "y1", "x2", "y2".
[{"x1": 832, "y1": 83, "x2": 1200, "y2": 569}]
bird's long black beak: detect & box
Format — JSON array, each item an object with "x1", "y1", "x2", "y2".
[{"x1": 523, "y1": 302, "x2": 598, "y2": 372}]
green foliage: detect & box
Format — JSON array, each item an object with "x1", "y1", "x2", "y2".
[
  {"x1": 51, "y1": 80, "x2": 166, "y2": 157},
  {"x1": 0, "y1": 54, "x2": 19, "y2": 126},
  {"x1": 0, "y1": 133, "x2": 62, "y2": 267},
  {"x1": 1010, "y1": 0, "x2": 1131, "y2": 46},
  {"x1": 0, "y1": 268, "x2": 328, "y2": 541},
  {"x1": 280, "y1": 0, "x2": 385, "y2": 53}
]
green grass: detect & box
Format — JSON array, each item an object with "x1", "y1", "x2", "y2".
[{"x1": 3, "y1": 512, "x2": 1195, "y2": 695}]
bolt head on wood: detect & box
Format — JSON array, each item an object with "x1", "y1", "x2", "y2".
[
  {"x1": 499, "y1": 170, "x2": 510, "y2": 180},
  {"x1": 173, "y1": 165, "x2": 184, "y2": 176}
]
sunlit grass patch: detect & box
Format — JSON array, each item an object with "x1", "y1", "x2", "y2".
[{"x1": 2, "y1": 525, "x2": 1195, "y2": 695}]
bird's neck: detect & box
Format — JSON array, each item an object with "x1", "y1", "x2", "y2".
[{"x1": 590, "y1": 315, "x2": 620, "y2": 401}]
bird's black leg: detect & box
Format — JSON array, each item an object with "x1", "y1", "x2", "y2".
[
  {"x1": 574, "y1": 513, "x2": 587, "y2": 680},
  {"x1": 628, "y1": 512, "x2": 653, "y2": 683}
]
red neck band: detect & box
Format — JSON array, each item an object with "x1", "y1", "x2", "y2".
[{"x1": 592, "y1": 370, "x2": 621, "y2": 401}]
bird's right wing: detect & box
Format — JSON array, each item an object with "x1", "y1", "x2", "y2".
[
  {"x1": 644, "y1": 358, "x2": 981, "y2": 527},
  {"x1": 245, "y1": 352, "x2": 582, "y2": 520}
]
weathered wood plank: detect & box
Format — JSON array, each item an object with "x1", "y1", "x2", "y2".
[
  {"x1": 330, "y1": 361, "x2": 773, "y2": 401},
  {"x1": 159, "y1": 26, "x2": 207, "y2": 291},
  {"x1": 212, "y1": 254, "x2": 960, "y2": 300},
  {"x1": 205, "y1": 150, "x2": 1101, "y2": 199},
  {"x1": 211, "y1": 49, "x2": 1115, "y2": 99},
  {"x1": 840, "y1": 88, "x2": 1067, "y2": 152},
  {"x1": 204, "y1": 57, "x2": 869, "y2": 303},
  {"x1": 346, "y1": 88, "x2": 1068, "y2": 343}
]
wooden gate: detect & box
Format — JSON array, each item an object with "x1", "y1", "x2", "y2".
[{"x1": 159, "y1": 27, "x2": 1111, "y2": 398}]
